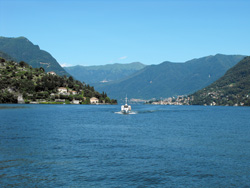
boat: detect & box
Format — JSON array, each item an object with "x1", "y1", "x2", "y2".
[{"x1": 121, "y1": 96, "x2": 131, "y2": 114}]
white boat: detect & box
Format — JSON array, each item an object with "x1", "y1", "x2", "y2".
[{"x1": 121, "y1": 96, "x2": 131, "y2": 114}]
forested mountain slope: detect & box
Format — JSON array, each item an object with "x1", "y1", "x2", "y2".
[
  {"x1": 0, "y1": 37, "x2": 70, "y2": 76},
  {"x1": 94, "y1": 54, "x2": 244, "y2": 100},
  {"x1": 65, "y1": 62, "x2": 146, "y2": 84},
  {"x1": 190, "y1": 56, "x2": 250, "y2": 106}
]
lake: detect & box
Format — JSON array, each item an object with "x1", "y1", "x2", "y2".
[{"x1": 0, "y1": 104, "x2": 250, "y2": 187}]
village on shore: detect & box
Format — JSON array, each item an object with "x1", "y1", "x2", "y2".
[
  {"x1": 146, "y1": 96, "x2": 191, "y2": 105},
  {"x1": 130, "y1": 96, "x2": 191, "y2": 105}
]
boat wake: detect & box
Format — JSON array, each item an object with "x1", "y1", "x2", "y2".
[
  {"x1": 115, "y1": 111, "x2": 137, "y2": 115},
  {"x1": 114, "y1": 109, "x2": 166, "y2": 115},
  {"x1": 138, "y1": 110, "x2": 159, "y2": 114}
]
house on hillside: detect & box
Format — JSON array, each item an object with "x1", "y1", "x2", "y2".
[
  {"x1": 72, "y1": 99, "x2": 80, "y2": 104},
  {"x1": 47, "y1": 71, "x2": 56, "y2": 75},
  {"x1": 71, "y1": 91, "x2": 77, "y2": 95},
  {"x1": 58, "y1": 87, "x2": 67, "y2": 94},
  {"x1": 0, "y1": 62, "x2": 6, "y2": 67},
  {"x1": 55, "y1": 99, "x2": 65, "y2": 102},
  {"x1": 17, "y1": 94, "x2": 25, "y2": 104},
  {"x1": 90, "y1": 97, "x2": 99, "y2": 104}
]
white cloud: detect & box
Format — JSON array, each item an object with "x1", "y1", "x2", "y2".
[
  {"x1": 108, "y1": 56, "x2": 128, "y2": 64},
  {"x1": 119, "y1": 56, "x2": 127, "y2": 60},
  {"x1": 60, "y1": 63, "x2": 72, "y2": 67}
]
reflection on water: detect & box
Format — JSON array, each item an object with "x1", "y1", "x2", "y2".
[{"x1": 0, "y1": 106, "x2": 28, "y2": 109}]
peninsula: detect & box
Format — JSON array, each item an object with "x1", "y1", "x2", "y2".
[{"x1": 0, "y1": 57, "x2": 117, "y2": 104}]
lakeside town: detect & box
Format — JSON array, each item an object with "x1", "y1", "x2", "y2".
[
  {"x1": 141, "y1": 93, "x2": 248, "y2": 107},
  {"x1": 143, "y1": 96, "x2": 191, "y2": 105}
]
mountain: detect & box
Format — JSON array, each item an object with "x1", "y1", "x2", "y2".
[
  {"x1": 94, "y1": 54, "x2": 245, "y2": 100},
  {"x1": 0, "y1": 36, "x2": 70, "y2": 76},
  {"x1": 64, "y1": 62, "x2": 146, "y2": 84},
  {"x1": 0, "y1": 51, "x2": 15, "y2": 62},
  {"x1": 190, "y1": 56, "x2": 250, "y2": 106}
]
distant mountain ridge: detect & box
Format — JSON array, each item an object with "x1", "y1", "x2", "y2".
[
  {"x1": 0, "y1": 36, "x2": 70, "y2": 76},
  {"x1": 190, "y1": 56, "x2": 250, "y2": 106},
  {"x1": 94, "y1": 54, "x2": 245, "y2": 100},
  {"x1": 65, "y1": 62, "x2": 146, "y2": 84}
]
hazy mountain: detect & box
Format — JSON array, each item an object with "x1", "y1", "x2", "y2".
[
  {"x1": 0, "y1": 36, "x2": 70, "y2": 76},
  {"x1": 94, "y1": 54, "x2": 245, "y2": 100},
  {"x1": 64, "y1": 62, "x2": 146, "y2": 84},
  {"x1": 190, "y1": 56, "x2": 250, "y2": 106}
]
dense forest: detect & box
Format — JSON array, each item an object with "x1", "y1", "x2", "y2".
[{"x1": 0, "y1": 57, "x2": 117, "y2": 104}]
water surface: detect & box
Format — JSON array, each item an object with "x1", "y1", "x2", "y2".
[{"x1": 0, "y1": 104, "x2": 250, "y2": 187}]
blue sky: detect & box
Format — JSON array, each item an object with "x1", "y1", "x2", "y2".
[{"x1": 0, "y1": 0, "x2": 250, "y2": 66}]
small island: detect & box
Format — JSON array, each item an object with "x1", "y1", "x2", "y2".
[{"x1": 0, "y1": 57, "x2": 117, "y2": 104}]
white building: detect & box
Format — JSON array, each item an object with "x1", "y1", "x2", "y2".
[
  {"x1": 90, "y1": 97, "x2": 99, "y2": 104},
  {"x1": 47, "y1": 71, "x2": 56, "y2": 75},
  {"x1": 58, "y1": 87, "x2": 67, "y2": 94},
  {"x1": 72, "y1": 99, "x2": 80, "y2": 104}
]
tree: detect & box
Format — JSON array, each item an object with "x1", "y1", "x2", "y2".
[
  {"x1": 0, "y1": 91, "x2": 17, "y2": 103},
  {"x1": 40, "y1": 67, "x2": 45, "y2": 72},
  {"x1": 105, "y1": 97, "x2": 111, "y2": 103},
  {"x1": 111, "y1": 99, "x2": 117, "y2": 104},
  {"x1": 69, "y1": 76, "x2": 74, "y2": 82},
  {"x1": 19, "y1": 61, "x2": 29, "y2": 67}
]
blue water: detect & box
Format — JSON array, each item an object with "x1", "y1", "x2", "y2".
[{"x1": 0, "y1": 104, "x2": 250, "y2": 187}]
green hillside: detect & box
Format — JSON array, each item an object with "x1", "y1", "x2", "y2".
[
  {"x1": 94, "y1": 54, "x2": 245, "y2": 100},
  {"x1": 190, "y1": 56, "x2": 250, "y2": 106},
  {"x1": 0, "y1": 37, "x2": 70, "y2": 76},
  {"x1": 0, "y1": 51, "x2": 15, "y2": 61},
  {"x1": 64, "y1": 62, "x2": 146, "y2": 84},
  {"x1": 0, "y1": 57, "x2": 116, "y2": 104}
]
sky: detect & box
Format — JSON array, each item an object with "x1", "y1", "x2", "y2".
[{"x1": 0, "y1": 0, "x2": 250, "y2": 66}]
